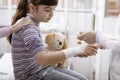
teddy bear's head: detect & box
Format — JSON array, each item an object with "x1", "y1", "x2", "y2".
[{"x1": 45, "y1": 32, "x2": 68, "y2": 51}]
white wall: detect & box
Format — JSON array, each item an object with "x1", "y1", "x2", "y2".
[{"x1": 103, "y1": 18, "x2": 118, "y2": 34}]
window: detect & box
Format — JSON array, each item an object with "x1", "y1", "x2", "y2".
[
  {"x1": 0, "y1": 0, "x2": 8, "y2": 8},
  {"x1": 12, "y1": 0, "x2": 20, "y2": 6},
  {"x1": 105, "y1": 0, "x2": 120, "y2": 17}
]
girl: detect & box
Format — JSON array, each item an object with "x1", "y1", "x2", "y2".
[
  {"x1": 8, "y1": 0, "x2": 101, "y2": 80},
  {"x1": 0, "y1": 17, "x2": 33, "y2": 38}
]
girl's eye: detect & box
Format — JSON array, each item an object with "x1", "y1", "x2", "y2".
[{"x1": 44, "y1": 10, "x2": 51, "y2": 12}]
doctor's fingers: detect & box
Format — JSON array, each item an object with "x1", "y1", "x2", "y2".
[
  {"x1": 77, "y1": 32, "x2": 86, "y2": 40},
  {"x1": 94, "y1": 43, "x2": 103, "y2": 49},
  {"x1": 78, "y1": 51, "x2": 96, "y2": 57},
  {"x1": 85, "y1": 47, "x2": 97, "y2": 55},
  {"x1": 25, "y1": 17, "x2": 35, "y2": 26},
  {"x1": 84, "y1": 50, "x2": 97, "y2": 56},
  {"x1": 88, "y1": 44, "x2": 99, "y2": 49},
  {"x1": 20, "y1": 17, "x2": 35, "y2": 26}
]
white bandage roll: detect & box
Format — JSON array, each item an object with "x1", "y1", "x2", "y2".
[{"x1": 63, "y1": 41, "x2": 88, "y2": 59}]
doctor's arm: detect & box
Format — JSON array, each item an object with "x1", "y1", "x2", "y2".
[
  {"x1": 0, "y1": 17, "x2": 34, "y2": 38},
  {"x1": 96, "y1": 32, "x2": 120, "y2": 49},
  {"x1": 77, "y1": 31, "x2": 120, "y2": 49},
  {"x1": 0, "y1": 25, "x2": 10, "y2": 38}
]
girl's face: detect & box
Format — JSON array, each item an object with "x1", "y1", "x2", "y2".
[{"x1": 31, "y1": 5, "x2": 57, "y2": 22}]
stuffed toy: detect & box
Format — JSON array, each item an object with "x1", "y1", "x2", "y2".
[{"x1": 45, "y1": 32, "x2": 71, "y2": 69}]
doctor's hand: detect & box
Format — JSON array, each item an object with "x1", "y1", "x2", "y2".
[
  {"x1": 77, "y1": 31, "x2": 97, "y2": 44},
  {"x1": 10, "y1": 17, "x2": 34, "y2": 33},
  {"x1": 76, "y1": 43, "x2": 102, "y2": 58}
]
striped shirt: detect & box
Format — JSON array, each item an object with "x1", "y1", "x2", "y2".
[{"x1": 11, "y1": 14, "x2": 45, "y2": 80}]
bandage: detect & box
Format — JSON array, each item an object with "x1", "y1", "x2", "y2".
[{"x1": 63, "y1": 41, "x2": 88, "y2": 59}]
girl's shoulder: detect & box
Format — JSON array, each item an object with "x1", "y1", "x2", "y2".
[{"x1": 18, "y1": 25, "x2": 37, "y2": 33}]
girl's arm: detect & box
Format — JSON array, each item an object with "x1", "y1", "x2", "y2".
[
  {"x1": 35, "y1": 43, "x2": 98, "y2": 66},
  {"x1": 35, "y1": 50, "x2": 66, "y2": 67}
]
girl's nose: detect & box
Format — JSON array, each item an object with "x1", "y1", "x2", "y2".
[{"x1": 49, "y1": 11, "x2": 54, "y2": 17}]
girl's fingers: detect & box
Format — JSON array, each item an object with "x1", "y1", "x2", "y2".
[
  {"x1": 78, "y1": 53, "x2": 88, "y2": 57},
  {"x1": 77, "y1": 41, "x2": 81, "y2": 44}
]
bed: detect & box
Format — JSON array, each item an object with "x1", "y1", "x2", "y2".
[{"x1": 0, "y1": 53, "x2": 14, "y2": 80}]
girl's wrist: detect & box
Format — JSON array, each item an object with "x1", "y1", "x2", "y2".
[{"x1": 63, "y1": 41, "x2": 88, "y2": 59}]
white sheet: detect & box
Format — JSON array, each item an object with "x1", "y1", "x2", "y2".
[{"x1": 0, "y1": 53, "x2": 14, "y2": 80}]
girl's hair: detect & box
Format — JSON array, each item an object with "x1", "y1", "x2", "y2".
[{"x1": 7, "y1": 0, "x2": 58, "y2": 43}]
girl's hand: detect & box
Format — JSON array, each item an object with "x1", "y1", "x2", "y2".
[{"x1": 77, "y1": 43, "x2": 102, "y2": 58}]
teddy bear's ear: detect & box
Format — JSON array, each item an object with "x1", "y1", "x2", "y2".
[
  {"x1": 45, "y1": 34, "x2": 52, "y2": 44},
  {"x1": 45, "y1": 33, "x2": 55, "y2": 44},
  {"x1": 62, "y1": 38, "x2": 69, "y2": 49}
]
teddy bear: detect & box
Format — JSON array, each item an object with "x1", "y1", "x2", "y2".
[{"x1": 45, "y1": 32, "x2": 71, "y2": 69}]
